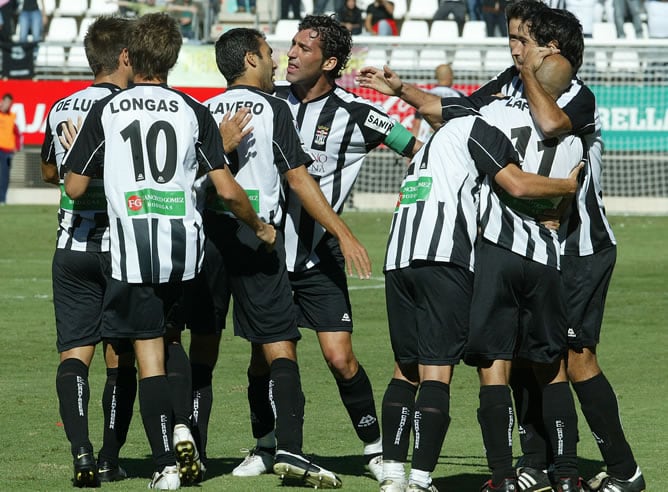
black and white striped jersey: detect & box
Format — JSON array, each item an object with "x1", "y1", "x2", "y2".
[
  {"x1": 63, "y1": 83, "x2": 227, "y2": 284},
  {"x1": 204, "y1": 85, "x2": 312, "y2": 225},
  {"x1": 384, "y1": 113, "x2": 518, "y2": 273},
  {"x1": 474, "y1": 67, "x2": 616, "y2": 256},
  {"x1": 274, "y1": 84, "x2": 415, "y2": 272},
  {"x1": 475, "y1": 97, "x2": 583, "y2": 268},
  {"x1": 41, "y1": 83, "x2": 120, "y2": 252}
]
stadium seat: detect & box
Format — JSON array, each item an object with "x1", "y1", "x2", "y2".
[
  {"x1": 87, "y1": 0, "x2": 119, "y2": 17},
  {"x1": 421, "y1": 21, "x2": 458, "y2": 69},
  {"x1": 429, "y1": 20, "x2": 459, "y2": 40},
  {"x1": 67, "y1": 46, "x2": 89, "y2": 68},
  {"x1": 43, "y1": 0, "x2": 56, "y2": 16},
  {"x1": 45, "y1": 17, "x2": 79, "y2": 43},
  {"x1": 54, "y1": 0, "x2": 89, "y2": 18},
  {"x1": 484, "y1": 48, "x2": 511, "y2": 73},
  {"x1": 35, "y1": 45, "x2": 67, "y2": 67},
  {"x1": 391, "y1": 0, "x2": 407, "y2": 20},
  {"x1": 592, "y1": 22, "x2": 615, "y2": 71},
  {"x1": 274, "y1": 19, "x2": 299, "y2": 37},
  {"x1": 391, "y1": 20, "x2": 429, "y2": 68},
  {"x1": 452, "y1": 48, "x2": 483, "y2": 71},
  {"x1": 646, "y1": 0, "x2": 668, "y2": 38},
  {"x1": 406, "y1": 0, "x2": 438, "y2": 20},
  {"x1": 77, "y1": 17, "x2": 96, "y2": 41},
  {"x1": 461, "y1": 20, "x2": 487, "y2": 39}
]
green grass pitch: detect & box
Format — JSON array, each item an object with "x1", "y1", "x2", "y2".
[{"x1": 0, "y1": 206, "x2": 666, "y2": 490}]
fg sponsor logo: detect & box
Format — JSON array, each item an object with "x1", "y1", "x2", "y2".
[{"x1": 127, "y1": 195, "x2": 143, "y2": 212}]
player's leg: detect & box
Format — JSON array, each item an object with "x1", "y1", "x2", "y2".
[
  {"x1": 52, "y1": 249, "x2": 107, "y2": 487},
  {"x1": 97, "y1": 339, "x2": 136, "y2": 482},
  {"x1": 263, "y1": 339, "x2": 342, "y2": 489},
  {"x1": 563, "y1": 248, "x2": 644, "y2": 491},
  {"x1": 232, "y1": 343, "x2": 276, "y2": 477},
  {"x1": 407, "y1": 262, "x2": 470, "y2": 491}
]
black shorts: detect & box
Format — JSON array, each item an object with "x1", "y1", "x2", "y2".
[
  {"x1": 385, "y1": 261, "x2": 473, "y2": 365},
  {"x1": 52, "y1": 249, "x2": 109, "y2": 352},
  {"x1": 213, "y1": 214, "x2": 300, "y2": 344},
  {"x1": 102, "y1": 278, "x2": 185, "y2": 340},
  {"x1": 561, "y1": 246, "x2": 616, "y2": 350},
  {"x1": 165, "y1": 238, "x2": 229, "y2": 336},
  {"x1": 465, "y1": 239, "x2": 567, "y2": 366},
  {"x1": 290, "y1": 236, "x2": 353, "y2": 332}
]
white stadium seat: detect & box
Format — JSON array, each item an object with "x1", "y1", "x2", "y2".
[
  {"x1": 36, "y1": 45, "x2": 67, "y2": 67},
  {"x1": 461, "y1": 20, "x2": 487, "y2": 39},
  {"x1": 391, "y1": 20, "x2": 429, "y2": 68},
  {"x1": 274, "y1": 19, "x2": 299, "y2": 37},
  {"x1": 77, "y1": 17, "x2": 96, "y2": 42},
  {"x1": 54, "y1": 0, "x2": 89, "y2": 18},
  {"x1": 43, "y1": 0, "x2": 57, "y2": 16},
  {"x1": 429, "y1": 20, "x2": 459, "y2": 40},
  {"x1": 45, "y1": 17, "x2": 79, "y2": 43},
  {"x1": 67, "y1": 46, "x2": 90, "y2": 68},
  {"x1": 87, "y1": 0, "x2": 119, "y2": 17},
  {"x1": 406, "y1": 0, "x2": 438, "y2": 20}
]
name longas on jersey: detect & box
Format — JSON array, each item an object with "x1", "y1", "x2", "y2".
[{"x1": 109, "y1": 98, "x2": 179, "y2": 113}]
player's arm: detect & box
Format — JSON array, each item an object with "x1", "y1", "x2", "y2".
[
  {"x1": 357, "y1": 65, "x2": 440, "y2": 110},
  {"x1": 208, "y1": 166, "x2": 276, "y2": 248},
  {"x1": 41, "y1": 161, "x2": 59, "y2": 185},
  {"x1": 285, "y1": 165, "x2": 371, "y2": 279},
  {"x1": 64, "y1": 172, "x2": 92, "y2": 199},
  {"x1": 494, "y1": 162, "x2": 581, "y2": 199},
  {"x1": 40, "y1": 118, "x2": 60, "y2": 185},
  {"x1": 520, "y1": 47, "x2": 572, "y2": 137}
]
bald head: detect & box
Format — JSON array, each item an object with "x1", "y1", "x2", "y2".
[
  {"x1": 535, "y1": 54, "x2": 573, "y2": 100},
  {"x1": 434, "y1": 63, "x2": 453, "y2": 86}
]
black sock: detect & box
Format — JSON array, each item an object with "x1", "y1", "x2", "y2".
[
  {"x1": 542, "y1": 381, "x2": 578, "y2": 479},
  {"x1": 99, "y1": 367, "x2": 137, "y2": 464},
  {"x1": 336, "y1": 364, "x2": 381, "y2": 444},
  {"x1": 56, "y1": 358, "x2": 93, "y2": 455},
  {"x1": 381, "y1": 378, "x2": 417, "y2": 463},
  {"x1": 510, "y1": 366, "x2": 550, "y2": 469},
  {"x1": 269, "y1": 358, "x2": 304, "y2": 455},
  {"x1": 165, "y1": 343, "x2": 192, "y2": 427},
  {"x1": 139, "y1": 376, "x2": 176, "y2": 469},
  {"x1": 478, "y1": 385, "x2": 515, "y2": 485},
  {"x1": 573, "y1": 373, "x2": 637, "y2": 479},
  {"x1": 412, "y1": 380, "x2": 451, "y2": 472},
  {"x1": 247, "y1": 369, "x2": 275, "y2": 439},
  {"x1": 191, "y1": 363, "x2": 213, "y2": 461}
]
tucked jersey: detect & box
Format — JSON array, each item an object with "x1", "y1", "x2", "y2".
[
  {"x1": 41, "y1": 83, "x2": 119, "y2": 252},
  {"x1": 474, "y1": 66, "x2": 615, "y2": 255},
  {"x1": 63, "y1": 83, "x2": 227, "y2": 284},
  {"x1": 204, "y1": 85, "x2": 312, "y2": 225},
  {"x1": 274, "y1": 84, "x2": 415, "y2": 272},
  {"x1": 384, "y1": 114, "x2": 517, "y2": 273},
  {"x1": 476, "y1": 96, "x2": 584, "y2": 268}
]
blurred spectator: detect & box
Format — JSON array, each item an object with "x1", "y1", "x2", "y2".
[
  {"x1": 315, "y1": 0, "x2": 344, "y2": 14},
  {"x1": 481, "y1": 0, "x2": 507, "y2": 36},
  {"x1": 613, "y1": 0, "x2": 644, "y2": 37},
  {"x1": 646, "y1": 0, "x2": 668, "y2": 38},
  {"x1": 337, "y1": 0, "x2": 363, "y2": 34},
  {"x1": 411, "y1": 64, "x2": 464, "y2": 141},
  {"x1": 0, "y1": 93, "x2": 20, "y2": 205},
  {"x1": 433, "y1": 0, "x2": 467, "y2": 36},
  {"x1": 365, "y1": 0, "x2": 397, "y2": 35},
  {"x1": 236, "y1": 0, "x2": 256, "y2": 14},
  {"x1": 0, "y1": 0, "x2": 17, "y2": 43},
  {"x1": 170, "y1": 0, "x2": 197, "y2": 39},
  {"x1": 468, "y1": 0, "x2": 482, "y2": 20},
  {"x1": 281, "y1": 0, "x2": 300, "y2": 19},
  {"x1": 18, "y1": 0, "x2": 46, "y2": 43},
  {"x1": 593, "y1": 0, "x2": 614, "y2": 23}
]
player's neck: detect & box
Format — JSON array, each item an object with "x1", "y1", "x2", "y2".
[{"x1": 293, "y1": 77, "x2": 335, "y2": 103}]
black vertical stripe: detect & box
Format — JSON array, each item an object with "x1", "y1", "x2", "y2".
[
  {"x1": 116, "y1": 217, "x2": 128, "y2": 282},
  {"x1": 409, "y1": 199, "x2": 424, "y2": 258},
  {"x1": 131, "y1": 218, "x2": 151, "y2": 283},
  {"x1": 451, "y1": 183, "x2": 474, "y2": 266},
  {"x1": 426, "y1": 201, "x2": 444, "y2": 261},
  {"x1": 150, "y1": 218, "x2": 160, "y2": 284},
  {"x1": 394, "y1": 208, "x2": 410, "y2": 270},
  {"x1": 168, "y1": 219, "x2": 186, "y2": 282},
  {"x1": 194, "y1": 221, "x2": 203, "y2": 274}
]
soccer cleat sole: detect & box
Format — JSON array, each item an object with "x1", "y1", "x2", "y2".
[
  {"x1": 73, "y1": 468, "x2": 99, "y2": 488},
  {"x1": 174, "y1": 440, "x2": 201, "y2": 484},
  {"x1": 273, "y1": 462, "x2": 342, "y2": 489}
]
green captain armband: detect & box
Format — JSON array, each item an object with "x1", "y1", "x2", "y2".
[{"x1": 384, "y1": 123, "x2": 415, "y2": 157}]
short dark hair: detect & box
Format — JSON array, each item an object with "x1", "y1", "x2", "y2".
[
  {"x1": 505, "y1": 0, "x2": 549, "y2": 24},
  {"x1": 298, "y1": 15, "x2": 352, "y2": 80},
  {"x1": 215, "y1": 28, "x2": 265, "y2": 84},
  {"x1": 84, "y1": 16, "x2": 134, "y2": 76},
  {"x1": 128, "y1": 13, "x2": 182, "y2": 82},
  {"x1": 2, "y1": 93, "x2": 12, "y2": 100},
  {"x1": 533, "y1": 8, "x2": 584, "y2": 72}
]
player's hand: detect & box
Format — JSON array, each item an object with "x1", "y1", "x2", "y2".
[
  {"x1": 522, "y1": 46, "x2": 560, "y2": 75},
  {"x1": 220, "y1": 108, "x2": 253, "y2": 153},
  {"x1": 58, "y1": 116, "x2": 83, "y2": 150},
  {"x1": 339, "y1": 234, "x2": 372, "y2": 280},
  {"x1": 567, "y1": 161, "x2": 584, "y2": 192},
  {"x1": 357, "y1": 65, "x2": 402, "y2": 97},
  {"x1": 256, "y1": 222, "x2": 277, "y2": 252}
]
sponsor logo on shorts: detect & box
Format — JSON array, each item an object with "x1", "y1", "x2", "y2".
[
  {"x1": 341, "y1": 312, "x2": 351, "y2": 322},
  {"x1": 567, "y1": 328, "x2": 577, "y2": 338}
]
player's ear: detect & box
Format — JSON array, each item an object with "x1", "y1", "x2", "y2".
[
  {"x1": 321, "y1": 56, "x2": 338, "y2": 74},
  {"x1": 246, "y1": 51, "x2": 258, "y2": 69}
]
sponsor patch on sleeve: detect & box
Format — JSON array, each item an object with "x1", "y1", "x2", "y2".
[{"x1": 364, "y1": 110, "x2": 394, "y2": 134}]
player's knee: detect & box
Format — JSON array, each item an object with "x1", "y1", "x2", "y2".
[{"x1": 324, "y1": 350, "x2": 358, "y2": 379}]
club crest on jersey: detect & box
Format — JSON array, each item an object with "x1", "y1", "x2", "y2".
[
  {"x1": 314, "y1": 125, "x2": 329, "y2": 146},
  {"x1": 364, "y1": 110, "x2": 393, "y2": 134}
]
